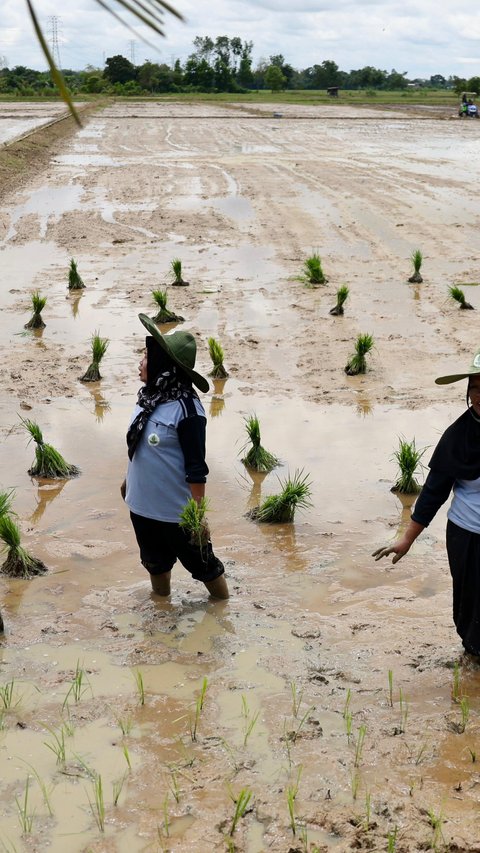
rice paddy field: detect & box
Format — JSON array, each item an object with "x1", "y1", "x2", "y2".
[{"x1": 0, "y1": 98, "x2": 480, "y2": 852}]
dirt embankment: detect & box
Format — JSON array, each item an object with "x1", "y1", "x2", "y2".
[{"x1": 0, "y1": 102, "x2": 100, "y2": 200}]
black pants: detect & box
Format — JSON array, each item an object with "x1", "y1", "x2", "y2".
[
  {"x1": 130, "y1": 512, "x2": 224, "y2": 583},
  {"x1": 446, "y1": 520, "x2": 480, "y2": 654}
]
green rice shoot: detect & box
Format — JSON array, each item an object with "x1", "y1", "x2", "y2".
[
  {"x1": 179, "y1": 497, "x2": 210, "y2": 550},
  {"x1": 391, "y1": 437, "x2": 426, "y2": 494},
  {"x1": 208, "y1": 337, "x2": 229, "y2": 378},
  {"x1": 0, "y1": 490, "x2": 14, "y2": 519},
  {"x1": 248, "y1": 469, "x2": 312, "y2": 523},
  {"x1": 151, "y1": 289, "x2": 184, "y2": 324},
  {"x1": 24, "y1": 291, "x2": 46, "y2": 329},
  {"x1": 345, "y1": 333, "x2": 374, "y2": 375},
  {"x1": 330, "y1": 284, "x2": 350, "y2": 315},
  {"x1": 299, "y1": 253, "x2": 326, "y2": 286},
  {"x1": 241, "y1": 414, "x2": 279, "y2": 473},
  {"x1": 408, "y1": 249, "x2": 423, "y2": 283},
  {"x1": 80, "y1": 331, "x2": 109, "y2": 382},
  {"x1": 449, "y1": 285, "x2": 474, "y2": 310},
  {"x1": 170, "y1": 258, "x2": 189, "y2": 286},
  {"x1": 68, "y1": 258, "x2": 85, "y2": 290},
  {"x1": 22, "y1": 417, "x2": 80, "y2": 479},
  {"x1": 0, "y1": 514, "x2": 47, "y2": 578}
]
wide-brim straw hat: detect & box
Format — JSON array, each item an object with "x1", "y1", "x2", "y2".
[
  {"x1": 435, "y1": 347, "x2": 480, "y2": 385},
  {"x1": 139, "y1": 313, "x2": 209, "y2": 393}
]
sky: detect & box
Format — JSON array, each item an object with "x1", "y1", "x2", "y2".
[{"x1": 1, "y1": 0, "x2": 480, "y2": 79}]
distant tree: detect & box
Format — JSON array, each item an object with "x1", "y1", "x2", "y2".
[
  {"x1": 269, "y1": 53, "x2": 294, "y2": 87},
  {"x1": 137, "y1": 61, "x2": 161, "y2": 91},
  {"x1": 430, "y1": 74, "x2": 446, "y2": 88},
  {"x1": 265, "y1": 64, "x2": 286, "y2": 91},
  {"x1": 237, "y1": 54, "x2": 254, "y2": 89},
  {"x1": 103, "y1": 54, "x2": 136, "y2": 84},
  {"x1": 451, "y1": 76, "x2": 467, "y2": 95},
  {"x1": 466, "y1": 76, "x2": 480, "y2": 94},
  {"x1": 385, "y1": 69, "x2": 408, "y2": 89}
]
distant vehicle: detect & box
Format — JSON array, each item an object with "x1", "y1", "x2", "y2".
[{"x1": 459, "y1": 92, "x2": 479, "y2": 118}]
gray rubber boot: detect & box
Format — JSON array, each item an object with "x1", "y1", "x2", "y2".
[
  {"x1": 204, "y1": 575, "x2": 229, "y2": 599},
  {"x1": 150, "y1": 572, "x2": 171, "y2": 596}
]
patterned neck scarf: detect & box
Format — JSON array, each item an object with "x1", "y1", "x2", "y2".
[{"x1": 126, "y1": 340, "x2": 198, "y2": 460}]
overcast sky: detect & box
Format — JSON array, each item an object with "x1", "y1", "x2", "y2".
[{"x1": 2, "y1": 0, "x2": 480, "y2": 79}]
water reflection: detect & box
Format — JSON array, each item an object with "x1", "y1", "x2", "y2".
[
  {"x1": 88, "y1": 387, "x2": 111, "y2": 422},
  {"x1": 70, "y1": 292, "x2": 83, "y2": 318},
  {"x1": 210, "y1": 378, "x2": 228, "y2": 419},
  {"x1": 394, "y1": 491, "x2": 416, "y2": 536},
  {"x1": 30, "y1": 479, "x2": 67, "y2": 524},
  {"x1": 355, "y1": 389, "x2": 373, "y2": 417}
]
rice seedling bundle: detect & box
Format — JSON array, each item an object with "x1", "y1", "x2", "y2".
[
  {"x1": 391, "y1": 437, "x2": 426, "y2": 494},
  {"x1": 344, "y1": 333, "x2": 374, "y2": 375},
  {"x1": 241, "y1": 415, "x2": 279, "y2": 473},
  {"x1": 208, "y1": 337, "x2": 229, "y2": 378},
  {"x1": 80, "y1": 331, "x2": 109, "y2": 382},
  {"x1": 408, "y1": 249, "x2": 423, "y2": 283},
  {"x1": 22, "y1": 418, "x2": 79, "y2": 478},
  {"x1": 24, "y1": 291, "x2": 46, "y2": 329},
  {"x1": 248, "y1": 469, "x2": 312, "y2": 523},
  {"x1": 179, "y1": 497, "x2": 210, "y2": 552},
  {"x1": 329, "y1": 284, "x2": 349, "y2": 316},
  {"x1": 0, "y1": 515, "x2": 46, "y2": 578},
  {"x1": 170, "y1": 258, "x2": 189, "y2": 286},
  {"x1": 68, "y1": 258, "x2": 85, "y2": 290},
  {"x1": 151, "y1": 289, "x2": 184, "y2": 324},
  {"x1": 449, "y1": 285, "x2": 474, "y2": 310},
  {"x1": 299, "y1": 253, "x2": 327, "y2": 286}
]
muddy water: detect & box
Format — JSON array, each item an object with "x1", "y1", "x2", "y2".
[{"x1": 1, "y1": 101, "x2": 480, "y2": 851}]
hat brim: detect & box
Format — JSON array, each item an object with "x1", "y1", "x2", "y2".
[
  {"x1": 435, "y1": 369, "x2": 480, "y2": 385},
  {"x1": 139, "y1": 313, "x2": 209, "y2": 393}
]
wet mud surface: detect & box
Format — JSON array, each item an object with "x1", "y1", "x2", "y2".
[{"x1": 0, "y1": 101, "x2": 480, "y2": 851}]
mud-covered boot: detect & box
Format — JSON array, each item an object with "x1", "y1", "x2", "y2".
[
  {"x1": 149, "y1": 571, "x2": 171, "y2": 596},
  {"x1": 0, "y1": 611, "x2": 4, "y2": 633},
  {"x1": 204, "y1": 575, "x2": 229, "y2": 600}
]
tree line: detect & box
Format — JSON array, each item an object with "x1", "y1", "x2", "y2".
[{"x1": 1, "y1": 35, "x2": 478, "y2": 96}]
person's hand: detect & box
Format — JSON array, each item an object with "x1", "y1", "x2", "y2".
[
  {"x1": 372, "y1": 537, "x2": 412, "y2": 564},
  {"x1": 120, "y1": 479, "x2": 126, "y2": 500}
]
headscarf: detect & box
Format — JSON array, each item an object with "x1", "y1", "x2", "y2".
[{"x1": 126, "y1": 336, "x2": 198, "y2": 460}]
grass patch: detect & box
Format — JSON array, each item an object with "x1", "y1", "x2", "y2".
[
  {"x1": 80, "y1": 331, "x2": 109, "y2": 381},
  {"x1": 449, "y1": 285, "x2": 474, "y2": 310},
  {"x1": 170, "y1": 258, "x2": 189, "y2": 286},
  {"x1": 391, "y1": 437, "x2": 426, "y2": 494},
  {"x1": 208, "y1": 337, "x2": 229, "y2": 378},
  {"x1": 179, "y1": 497, "x2": 210, "y2": 553},
  {"x1": 297, "y1": 252, "x2": 326, "y2": 286},
  {"x1": 151, "y1": 289, "x2": 184, "y2": 324},
  {"x1": 68, "y1": 258, "x2": 85, "y2": 290},
  {"x1": 0, "y1": 515, "x2": 46, "y2": 578},
  {"x1": 241, "y1": 414, "x2": 279, "y2": 473},
  {"x1": 24, "y1": 291, "x2": 46, "y2": 329},
  {"x1": 329, "y1": 284, "x2": 349, "y2": 315},
  {"x1": 248, "y1": 469, "x2": 312, "y2": 523},
  {"x1": 22, "y1": 418, "x2": 79, "y2": 478},
  {"x1": 345, "y1": 333, "x2": 374, "y2": 375},
  {"x1": 408, "y1": 248, "x2": 423, "y2": 283}
]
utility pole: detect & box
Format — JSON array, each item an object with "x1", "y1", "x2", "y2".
[
  {"x1": 48, "y1": 15, "x2": 62, "y2": 69},
  {"x1": 129, "y1": 40, "x2": 137, "y2": 66}
]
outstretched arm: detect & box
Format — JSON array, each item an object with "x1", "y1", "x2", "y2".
[{"x1": 372, "y1": 519, "x2": 425, "y2": 564}]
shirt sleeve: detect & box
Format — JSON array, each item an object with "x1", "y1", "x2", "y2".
[
  {"x1": 411, "y1": 469, "x2": 455, "y2": 527},
  {"x1": 177, "y1": 415, "x2": 209, "y2": 483}
]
